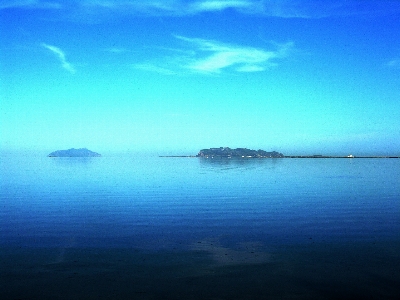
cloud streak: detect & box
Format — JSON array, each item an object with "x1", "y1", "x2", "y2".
[
  {"x1": 77, "y1": 0, "x2": 258, "y2": 16},
  {"x1": 134, "y1": 36, "x2": 293, "y2": 75},
  {"x1": 189, "y1": 1, "x2": 255, "y2": 13},
  {"x1": 4, "y1": 1, "x2": 400, "y2": 18},
  {"x1": 41, "y1": 43, "x2": 76, "y2": 74},
  {"x1": 176, "y1": 36, "x2": 291, "y2": 73}
]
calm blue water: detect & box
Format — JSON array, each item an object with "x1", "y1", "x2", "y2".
[
  {"x1": 1, "y1": 156, "x2": 399, "y2": 248},
  {"x1": 1, "y1": 156, "x2": 399, "y2": 299}
]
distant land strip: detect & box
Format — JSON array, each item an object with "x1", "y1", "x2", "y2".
[
  {"x1": 284, "y1": 155, "x2": 400, "y2": 158},
  {"x1": 160, "y1": 155, "x2": 400, "y2": 158},
  {"x1": 159, "y1": 147, "x2": 399, "y2": 158}
]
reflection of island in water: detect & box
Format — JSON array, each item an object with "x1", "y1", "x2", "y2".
[
  {"x1": 197, "y1": 155, "x2": 282, "y2": 170},
  {"x1": 49, "y1": 157, "x2": 98, "y2": 168},
  {"x1": 196, "y1": 147, "x2": 284, "y2": 158}
]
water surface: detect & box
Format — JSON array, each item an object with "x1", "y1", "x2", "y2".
[{"x1": 1, "y1": 156, "x2": 399, "y2": 299}]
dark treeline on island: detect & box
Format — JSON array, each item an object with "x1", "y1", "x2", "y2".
[
  {"x1": 196, "y1": 147, "x2": 284, "y2": 158},
  {"x1": 48, "y1": 148, "x2": 101, "y2": 157},
  {"x1": 161, "y1": 148, "x2": 399, "y2": 158}
]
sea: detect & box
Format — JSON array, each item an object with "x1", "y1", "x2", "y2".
[{"x1": 1, "y1": 155, "x2": 399, "y2": 299}]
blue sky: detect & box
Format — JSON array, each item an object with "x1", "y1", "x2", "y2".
[{"x1": 1, "y1": 0, "x2": 400, "y2": 155}]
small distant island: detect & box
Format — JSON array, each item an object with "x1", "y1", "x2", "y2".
[
  {"x1": 48, "y1": 148, "x2": 101, "y2": 157},
  {"x1": 196, "y1": 147, "x2": 284, "y2": 158}
]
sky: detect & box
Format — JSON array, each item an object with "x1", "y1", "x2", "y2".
[{"x1": 1, "y1": 0, "x2": 400, "y2": 156}]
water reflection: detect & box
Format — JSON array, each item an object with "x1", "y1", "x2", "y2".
[
  {"x1": 191, "y1": 239, "x2": 271, "y2": 266},
  {"x1": 197, "y1": 157, "x2": 283, "y2": 170},
  {"x1": 48, "y1": 157, "x2": 99, "y2": 166}
]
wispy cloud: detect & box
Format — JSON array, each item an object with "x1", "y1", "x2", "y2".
[
  {"x1": 41, "y1": 43, "x2": 76, "y2": 74},
  {"x1": 176, "y1": 36, "x2": 292, "y2": 73},
  {"x1": 189, "y1": 1, "x2": 255, "y2": 13},
  {"x1": 78, "y1": 0, "x2": 258, "y2": 15},
  {"x1": 3, "y1": 0, "x2": 399, "y2": 18},
  {"x1": 134, "y1": 36, "x2": 293, "y2": 75}
]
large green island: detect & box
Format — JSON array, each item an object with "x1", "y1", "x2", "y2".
[
  {"x1": 160, "y1": 147, "x2": 399, "y2": 158},
  {"x1": 196, "y1": 147, "x2": 284, "y2": 158}
]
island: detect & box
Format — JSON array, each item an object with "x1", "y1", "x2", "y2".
[
  {"x1": 159, "y1": 148, "x2": 399, "y2": 159},
  {"x1": 196, "y1": 147, "x2": 284, "y2": 158},
  {"x1": 48, "y1": 148, "x2": 101, "y2": 157}
]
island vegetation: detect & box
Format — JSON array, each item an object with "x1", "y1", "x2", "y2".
[
  {"x1": 196, "y1": 147, "x2": 284, "y2": 158},
  {"x1": 48, "y1": 148, "x2": 101, "y2": 157}
]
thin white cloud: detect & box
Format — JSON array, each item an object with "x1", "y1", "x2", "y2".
[
  {"x1": 175, "y1": 36, "x2": 292, "y2": 73},
  {"x1": 53, "y1": 0, "x2": 256, "y2": 20},
  {"x1": 4, "y1": 1, "x2": 400, "y2": 18},
  {"x1": 41, "y1": 43, "x2": 76, "y2": 74},
  {"x1": 135, "y1": 36, "x2": 292, "y2": 75},
  {"x1": 189, "y1": 0, "x2": 254, "y2": 13},
  {"x1": 80, "y1": 0, "x2": 257, "y2": 15}
]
